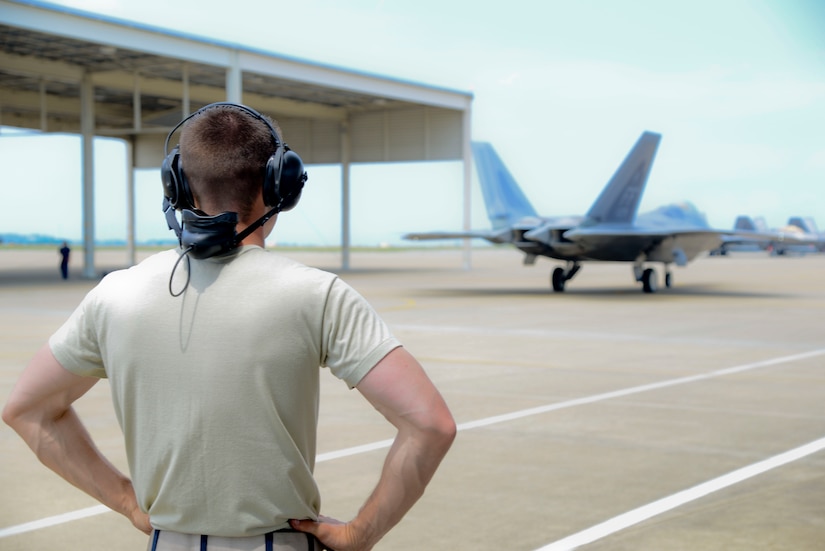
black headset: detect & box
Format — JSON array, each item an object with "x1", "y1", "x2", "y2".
[
  {"x1": 161, "y1": 101, "x2": 307, "y2": 213},
  {"x1": 159, "y1": 102, "x2": 308, "y2": 263}
]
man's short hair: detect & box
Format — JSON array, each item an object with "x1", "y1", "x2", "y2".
[{"x1": 179, "y1": 104, "x2": 282, "y2": 220}]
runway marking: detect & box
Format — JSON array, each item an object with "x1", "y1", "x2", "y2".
[
  {"x1": 2, "y1": 347, "x2": 823, "y2": 539},
  {"x1": 0, "y1": 505, "x2": 111, "y2": 538},
  {"x1": 317, "y1": 439, "x2": 395, "y2": 462},
  {"x1": 455, "y1": 348, "x2": 825, "y2": 431},
  {"x1": 536, "y1": 435, "x2": 825, "y2": 551},
  {"x1": 395, "y1": 323, "x2": 814, "y2": 349}
]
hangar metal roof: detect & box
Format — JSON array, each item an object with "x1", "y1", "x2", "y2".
[
  {"x1": 1, "y1": 0, "x2": 473, "y2": 165},
  {"x1": 0, "y1": 0, "x2": 474, "y2": 273}
]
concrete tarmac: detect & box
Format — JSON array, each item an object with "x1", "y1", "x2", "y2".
[{"x1": 1, "y1": 247, "x2": 824, "y2": 550}]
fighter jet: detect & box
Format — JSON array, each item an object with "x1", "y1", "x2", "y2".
[
  {"x1": 773, "y1": 217, "x2": 825, "y2": 255},
  {"x1": 711, "y1": 215, "x2": 822, "y2": 256},
  {"x1": 404, "y1": 132, "x2": 779, "y2": 293},
  {"x1": 709, "y1": 216, "x2": 772, "y2": 255}
]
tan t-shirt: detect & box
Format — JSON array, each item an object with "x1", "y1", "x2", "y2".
[{"x1": 49, "y1": 246, "x2": 400, "y2": 536}]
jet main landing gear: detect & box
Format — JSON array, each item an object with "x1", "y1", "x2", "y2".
[
  {"x1": 633, "y1": 264, "x2": 673, "y2": 293},
  {"x1": 642, "y1": 268, "x2": 657, "y2": 293},
  {"x1": 551, "y1": 261, "x2": 581, "y2": 292}
]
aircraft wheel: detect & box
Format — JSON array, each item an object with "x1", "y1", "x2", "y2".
[
  {"x1": 551, "y1": 267, "x2": 566, "y2": 292},
  {"x1": 665, "y1": 272, "x2": 673, "y2": 288},
  {"x1": 642, "y1": 268, "x2": 657, "y2": 293}
]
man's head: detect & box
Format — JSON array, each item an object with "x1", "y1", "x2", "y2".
[
  {"x1": 179, "y1": 103, "x2": 281, "y2": 222},
  {"x1": 160, "y1": 103, "x2": 308, "y2": 258}
]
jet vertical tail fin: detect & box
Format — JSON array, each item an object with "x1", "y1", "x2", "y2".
[
  {"x1": 733, "y1": 215, "x2": 770, "y2": 232},
  {"x1": 787, "y1": 216, "x2": 818, "y2": 234},
  {"x1": 471, "y1": 142, "x2": 538, "y2": 230},
  {"x1": 733, "y1": 216, "x2": 757, "y2": 231},
  {"x1": 584, "y1": 131, "x2": 661, "y2": 225}
]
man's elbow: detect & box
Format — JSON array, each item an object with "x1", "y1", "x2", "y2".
[
  {"x1": 2, "y1": 399, "x2": 24, "y2": 433},
  {"x1": 441, "y1": 417, "x2": 457, "y2": 453},
  {"x1": 2, "y1": 392, "x2": 43, "y2": 435},
  {"x1": 428, "y1": 408, "x2": 457, "y2": 454}
]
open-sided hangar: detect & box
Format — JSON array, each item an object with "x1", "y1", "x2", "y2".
[{"x1": 0, "y1": 0, "x2": 474, "y2": 277}]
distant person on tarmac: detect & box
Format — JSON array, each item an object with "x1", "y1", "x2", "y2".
[{"x1": 59, "y1": 241, "x2": 70, "y2": 279}]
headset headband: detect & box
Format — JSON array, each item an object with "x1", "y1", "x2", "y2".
[{"x1": 163, "y1": 102, "x2": 281, "y2": 158}]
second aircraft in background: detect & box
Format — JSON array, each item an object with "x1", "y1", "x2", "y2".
[{"x1": 712, "y1": 215, "x2": 825, "y2": 256}]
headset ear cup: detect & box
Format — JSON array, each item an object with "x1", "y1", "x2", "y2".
[
  {"x1": 263, "y1": 149, "x2": 284, "y2": 208},
  {"x1": 275, "y1": 150, "x2": 307, "y2": 212},
  {"x1": 161, "y1": 147, "x2": 181, "y2": 207},
  {"x1": 161, "y1": 146, "x2": 195, "y2": 211}
]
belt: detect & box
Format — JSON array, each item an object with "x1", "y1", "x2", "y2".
[{"x1": 149, "y1": 528, "x2": 323, "y2": 551}]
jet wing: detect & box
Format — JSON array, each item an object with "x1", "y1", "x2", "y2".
[
  {"x1": 403, "y1": 230, "x2": 489, "y2": 240},
  {"x1": 402, "y1": 228, "x2": 516, "y2": 244},
  {"x1": 720, "y1": 232, "x2": 774, "y2": 245},
  {"x1": 564, "y1": 226, "x2": 803, "y2": 264},
  {"x1": 564, "y1": 226, "x2": 723, "y2": 241},
  {"x1": 720, "y1": 229, "x2": 816, "y2": 246},
  {"x1": 770, "y1": 231, "x2": 823, "y2": 245},
  {"x1": 562, "y1": 227, "x2": 730, "y2": 264},
  {"x1": 566, "y1": 226, "x2": 786, "y2": 243}
]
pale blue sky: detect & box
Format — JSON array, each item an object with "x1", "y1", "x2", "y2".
[{"x1": 1, "y1": 0, "x2": 823, "y2": 245}]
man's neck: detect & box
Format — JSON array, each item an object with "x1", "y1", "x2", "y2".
[{"x1": 237, "y1": 226, "x2": 265, "y2": 248}]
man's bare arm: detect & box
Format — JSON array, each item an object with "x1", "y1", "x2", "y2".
[
  {"x1": 2, "y1": 344, "x2": 151, "y2": 534},
  {"x1": 291, "y1": 347, "x2": 456, "y2": 550}
]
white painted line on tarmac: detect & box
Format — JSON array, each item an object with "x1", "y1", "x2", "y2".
[
  {"x1": 457, "y1": 348, "x2": 825, "y2": 431},
  {"x1": 394, "y1": 323, "x2": 794, "y2": 348},
  {"x1": 316, "y1": 350, "x2": 825, "y2": 462},
  {"x1": 0, "y1": 505, "x2": 110, "y2": 538},
  {"x1": 2, "y1": 347, "x2": 823, "y2": 539},
  {"x1": 536, "y1": 436, "x2": 825, "y2": 551},
  {"x1": 317, "y1": 438, "x2": 395, "y2": 462}
]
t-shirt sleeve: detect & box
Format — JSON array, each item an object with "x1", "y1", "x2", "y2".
[
  {"x1": 321, "y1": 277, "x2": 401, "y2": 388},
  {"x1": 49, "y1": 287, "x2": 107, "y2": 378}
]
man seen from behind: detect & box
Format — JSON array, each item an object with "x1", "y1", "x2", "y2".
[{"x1": 3, "y1": 102, "x2": 456, "y2": 551}]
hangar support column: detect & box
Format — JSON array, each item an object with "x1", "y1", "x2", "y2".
[
  {"x1": 126, "y1": 139, "x2": 136, "y2": 267},
  {"x1": 127, "y1": 73, "x2": 141, "y2": 267},
  {"x1": 80, "y1": 71, "x2": 96, "y2": 279},
  {"x1": 462, "y1": 105, "x2": 473, "y2": 270},
  {"x1": 226, "y1": 51, "x2": 242, "y2": 103},
  {"x1": 340, "y1": 118, "x2": 352, "y2": 271}
]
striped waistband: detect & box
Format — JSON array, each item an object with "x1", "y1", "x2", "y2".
[{"x1": 149, "y1": 528, "x2": 322, "y2": 551}]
